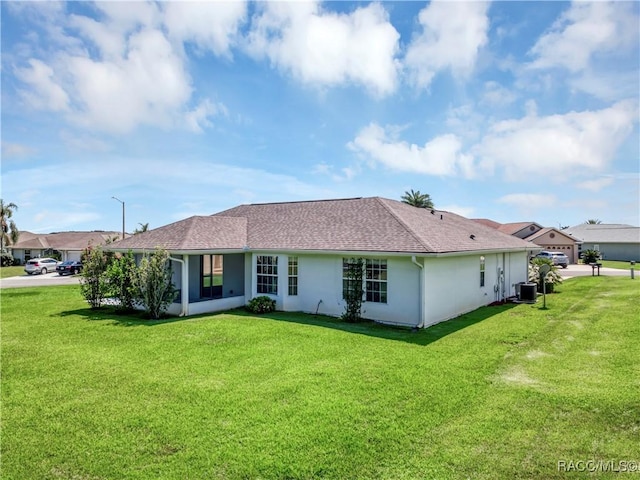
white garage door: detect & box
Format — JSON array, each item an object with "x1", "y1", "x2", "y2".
[{"x1": 68, "y1": 251, "x2": 82, "y2": 262}]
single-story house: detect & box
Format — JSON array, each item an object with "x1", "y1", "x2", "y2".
[
  {"x1": 11, "y1": 231, "x2": 126, "y2": 264},
  {"x1": 563, "y1": 224, "x2": 640, "y2": 262},
  {"x1": 473, "y1": 220, "x2": 580, "y2": 263},
  {"x1": 109, "y1": 197, "x2": 540, "y2": 328}
]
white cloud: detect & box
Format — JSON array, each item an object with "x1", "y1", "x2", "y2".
[
  {"x1": 92, "y1": 2, "x2": 161, "y2": 33},
  {"x1": 576, "y1": 177, "x2": 614, "y2": 192},
  {"x1": 15, "y1": 58, "x2": 70, "y2": 111},
  {"x1": 59, "y1": 130, "x2": 111, "y2": 152},
  {"x1": 528, "y1": 1, "x2": 637, "y2": 73},
  {"x1": 312, "y1": 162, "x2": 358, "y2": 182},
  {"x1": 568, "y1": 70, "x2": 640, "y2": 102},
  {"x1": 405, "y1": 1, "x2": 490, "y2": 89},
  {"x1": 498, "y1": 193, "x2": 557, "y2": 209},
  {"x1": 1, "y1": 142, "x2": 35, "y2": 158},
  {"x1": 63, "y1": 28, "x2": 193, "y2": 133},
  {"x1": 32, "y1": 210, "x2": 102, "y2": 233},
  {"x1": 476, "y1": 100, "x2": 638, "y2": 181},
  {"x1": 245, "y1": 2, "x2": 400, "y2": 96},
  {"x1": 348, "y1": 123, "x2": 474, "y2": 178},
  {"x1": 481, "y1": 81, "x2": 516, "y2": 107},
  {"x1": 12, "y1": 2, "x2": 233, "y2": 135},
  {"x1": 184, "y1": 99, "x2": 228, "y2": 133},
  {"x1": 440, "y1": 204, "x2": 475, "y2": 218},
  {"x1": 162, "y1": 1, "x2": 247, "y2": 57}
]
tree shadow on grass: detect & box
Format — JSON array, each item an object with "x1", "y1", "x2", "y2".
[
  {"x1": 228, "y1": 304, "x2": 518, "y2": 346},
  {"x1": 55, "y1": 306, "x2": 185, "y2": 327},
  {"x1": 55, "y1": 302, "x2": 517, "y2": 343}
]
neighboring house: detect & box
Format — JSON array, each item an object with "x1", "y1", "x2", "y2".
[
  {"x1": 473, "y1": 220, "x2": 580, "y2": 263},
  {"x1": 564, "y1": 224, "x2": 640, "y2": 262},
  {"x1": 109, "y1": 197, "x2": 539, "y2": 328},
  {"x1": 11, "y1": 231, "x2": 126, "y2": 264}
]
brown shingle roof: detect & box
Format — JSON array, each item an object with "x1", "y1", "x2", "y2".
[
  {"x1": 496, "y1": 222, "x2": 539, "y2": 236},
  {"x1": 110, "y1": 197, "x2": 534, "y2": 254},
  {"x1": 472, "y1": 219, "x2": 502, "y2": 229},
  {"x1": 12, "y1": 231, "x2": 123, "y2": 250},
  {"x1": 112, "y1": 216, "x2": 247, "y2": 251}
]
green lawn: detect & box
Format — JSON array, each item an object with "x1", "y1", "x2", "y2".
[
  {"x1": 597, "y1": 260, "x2": 636, "y2": 270},
  {"x1": 2, "y1": 278, "x2": 639, "y2": 479},
  {"x1": 0, "y1": 265, "x2": 24, "y2": 279}
]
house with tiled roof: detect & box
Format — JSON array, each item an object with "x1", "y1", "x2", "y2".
[
  {"x1": 110, "y1": 197, "x2": 540, "y2": 328},
  {"x1": 564, "y1": 224, "x2": 640, "y2": 262},
  {"x1": 473, "y1": 220, "x2": 580, "y2": 263},
  {"x1": 11, "y1": 231, "x2": 126, "y2": 264}
]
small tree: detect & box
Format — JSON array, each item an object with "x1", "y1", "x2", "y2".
[
  {"x1": 0, "y1": 199, "x2": 20, "y2": 253},
  {"x1": 342, "y1": 258, "x2": 364, "y2": 323},
  {"x1": 106, "y1": 250, "x2": 138, "y2": 312},
  {"x1": 136, "y1": 248, "x2": 177, "y2": 319},
  {"x1": 79, "y1": 245, "x2": 110, "y2": 308}
]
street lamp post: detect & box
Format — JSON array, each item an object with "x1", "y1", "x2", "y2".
[{"x1": 111, "y1": 196, "x2": 125, "y2": 240}]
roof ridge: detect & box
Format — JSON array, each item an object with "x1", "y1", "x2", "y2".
[
  {"x1": 246, "y1": 197, "x2": 363, "y2": 207},
  {"x1": 374, "y1": 197, "x2": 435, "y2": 252}
]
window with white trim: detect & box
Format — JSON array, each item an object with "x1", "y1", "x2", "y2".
[
  {"x1": 342, "y1": 258, "x2": 387, "y2": 304},
  {"x1": 365, "y1": 259, "x2": 387, "y2": 303},
  {"x1": 480, "y1": 256, "x2": 485, "y2": 287},
  {"x1": 257, "y1": 255, "x2": 278, "y2": 294},
  {"x1": 288, "y1": 256, "x2": 298, "y2": 296}
]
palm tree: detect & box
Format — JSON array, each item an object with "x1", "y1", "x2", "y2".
[
  {"x1": 401, "y1": 189, "x2": 434, "y2": 209},
  {"x1": 585, "y1": 219, "x2": 602, "y2": 224},
  {"x1": 0, "y1": 199, "x2": 19, "y2": 253},
  {"x1": 134, "y1": 222, "x2": 149, "y2": 234}
]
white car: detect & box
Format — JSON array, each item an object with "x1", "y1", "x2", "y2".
[
  {"x1": 535, "y1": 251, "x2": 569, "y2": 268},
  {"x1": 24, "y1": 258, "x2": 60, "y2": 275}
]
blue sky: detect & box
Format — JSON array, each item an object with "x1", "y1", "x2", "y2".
[{"x1": 2, "y1": 1, "x2": 638, "y2": 235}]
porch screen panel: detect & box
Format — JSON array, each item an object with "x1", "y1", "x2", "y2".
[{"x1": 201, "y1": 255, "x2": 223, "y2": 299}]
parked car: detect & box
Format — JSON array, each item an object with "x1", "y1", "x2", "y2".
[
  {"x1": 56, "y1": 260, "x2": 83, "y2": 276},
  {"x1": 534, "y1": 251, "x2": 569, "y2": 268},
  {"x1": 24, "y1": 258, "x2": 60, "y2": 275}
]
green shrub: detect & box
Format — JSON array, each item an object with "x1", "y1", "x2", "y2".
[
  {"x1": 135, "y1": 248, "x2": 178, "y2": 319},
  {"x1": 106, "y1": 250, "x2": 138, "y2": 313},
  {"x1": 0, "y1": 253, "x2": 14, "y2": 267},
  {"x1": 79, "y1": 245, "x2": 110, "y2": 308},
  {"x1": 247, "y1": 296, "x2": 276, "y2": 314},
  {"x1": 529, "y1": 258, "x2": 563, "y2": 293},
  {"x1": 582, "y1": 249, "x2": 601, "y2": 264}
]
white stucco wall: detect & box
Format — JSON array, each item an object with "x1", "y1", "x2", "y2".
[
  {"x1": 185, "y1": 249, "x2": 529, "y2": 328},
  {"x1": 248, "y1": 253, "x2": 422, "y2": 327},
  {"x1": 422, "y1": 251, "x2": 528, "y2": 327}
]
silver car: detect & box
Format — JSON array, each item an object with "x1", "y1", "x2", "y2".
[
  {"x1": 535, "y1": 251, "x2": 569, "y2": 268},
  {"x1": 24, "y1": 258, "x2": 60, "y2": 275}
]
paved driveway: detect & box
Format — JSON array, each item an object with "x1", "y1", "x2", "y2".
[
  {"x1": 0, "y1": 272, "x2": 81, "y2": 289},
  {"x1": 560, "y1": 264, "x2": 633, "y2": 279}
]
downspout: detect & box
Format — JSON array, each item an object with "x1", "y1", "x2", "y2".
[
  {"x1": 411, "y1": 256, "x2": 425, "y2": 329},
  {"x1": 502, "y1": 252, "x2": 506, "y2": 301},
  {"x1": 169, "y1": 256, "x2": 189, "y2": 317}
]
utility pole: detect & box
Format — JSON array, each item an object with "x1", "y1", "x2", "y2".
[{"x1": 111, "y1": 196, "x2": 125, "y2": 240}]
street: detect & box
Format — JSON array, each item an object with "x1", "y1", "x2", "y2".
[{"x1": 1, "y1": 271, "x2": 81, "y2": 289}]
